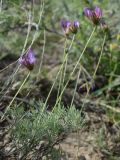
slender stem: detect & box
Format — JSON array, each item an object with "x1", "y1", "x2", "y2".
[
  {"x1": 58, "y1": 35, "x2": 76, "y2": 104},
  {"x1": 80, "y1": 98, "x2": 120, "y2": 113},
  {"x1": 93, "y1": 34, "x2": 106, "y2": 78},
  {"x1": 0, "y1": 60, "x2": 18, "y2": 73},
  {"x1": 0, "y1": 64, "x2": 20, "y2": 100},
  {"x1": 70, "y1": 67, "x2": 82, "y2": 107},
  {"x1": 0, "y1": 0, "x2": 2, "y2": 12},
  {"x1": 68, "y1": 34, "x2": 75, "y2": 51},
  {"x1": 80, "y1": 33, "x2": 107, "y2": 113},
  {"x1": 0, "y1": 72, "x2": 30, "y2": 121},
  {"x1": 52, "y1": 27, "x2": 96, "y2": 111},
  {"x1": 70, "y1": 28, "x2": 104, "y2": 107},
  {"x1": 62, "y1": 35, "x2": 75, "y2": 85},
  {"x1": 43, "y1": 34, "x2": 76, "y2": 111},
  {"x1": 38, "y1": 29, "x2": 46, "y2": 76},
  {"x1": 42, "y1": 53, "x2": 68, "y2": 112},
  {"x1": 26, "y1": 0, "x2": 45, "y2": 50},
  {"x1": 57, "y1": 37, "x2": 68, "y2": 99},
  {"x1": 21, "y1": 12, "x2": 32, "y2": 56},
  {"x1": 75, "y1": 32, "x2": 106, "y2": 159},
  {"x1": 70, "y1": 63, "x2": 93, "y2": 107}
]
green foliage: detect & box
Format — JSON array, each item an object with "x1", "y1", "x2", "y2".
[
  {"x1": 96, "y1": 127, "x2": 107, "y2": 149},
  {"x1": 0, "y1": 0, "x2": 120, "y2": 76},
  {"x1": 0, "y1": 0, "x2": 120, "y2": 158},
  {"x1": 10, "y1": 103, "x2": 83, "y2": 157}
]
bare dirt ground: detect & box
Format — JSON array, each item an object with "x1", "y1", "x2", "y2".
[{"x1": 58, "y1": 110, "x2": 120, "y2": 160}]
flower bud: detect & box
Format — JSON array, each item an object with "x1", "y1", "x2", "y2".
[
  {"x1": 83, "y1": 6, "x2": 102, "y2": 25},
  {"x1": 19, "y1": 48, "x2": 36, "y2": 70},
  {"x1": 70, "y1": 21, "x2": 80, "y2": 34},
  {"x1": 61, "y1": 20, "x2": 71, "y2": 35}
]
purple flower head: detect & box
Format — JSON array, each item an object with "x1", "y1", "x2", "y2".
[
  {"x1": 94, "y1": 6, "x2": 102, "y2": 18},
  {"x1": 83, "y1": 7, "x2": 93, "y2": 18},
  {"x1": 61, "y1": 20, "x2": 71, "y2": 29},
  {"x1": 61, "y1": 20, "x2": 71, "y2": 35},
  {"x1": 70, "y1": 20, "x2": 80, "y2": 34},
  {"x1": 83, "y1": 6, "x2": 102, "y2": 25},
  {"x1": 61, "y1": 20, "x2": 80, "y2": 35},
  {"x1": 19, "y1": 48, "x2": 36, "y2": 70},
  {"x1": 74, "y1": 21, "x2": 80, "y2": 28}
]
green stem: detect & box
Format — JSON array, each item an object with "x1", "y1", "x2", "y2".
[
  {"x1": 0, "y1": 64, "x2": 20, "y2": 98},
  {"x1": 42, "y1": 35, "x2": 76, "y2": 112},
  {"x1": 0, "y1": 60, "x2": 18, "y2": 73},
  {"x1": 80, "y1": 33, "x2": 107, "y2": 113},
  {"x1": 57, "y1": 37, "x2": 68, "y2": 99},
  {"x1": 93, "y1": 34, "x2": 106, "y2": 78},
  {"x1": 38, "y1": 29, "x2": 46, "y2": 77},
  {"x1": 57, "y1": 35, "x2": 75, "y2": 103},
  {"x1": 1, "y1": 72, "x2": 30, "y2": 121},
  {"x1": 52, "y1": 27, "x2": 96, "y2": 112},
  {"x1": 42, "y1": 53, "x2": 68, "y2": 112},
  {"x1": 70, "y1": 67, "x2": 82, "y2": 107},
  {"x1": 62, "y1": 35, "x2": 75, "y2": 85}
]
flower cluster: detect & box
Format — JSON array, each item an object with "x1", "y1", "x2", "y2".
[
  {"x1": 19, "y1": 6, "x2": 107, "y2": 71},
  {"x1": 19, "y1": 48, "x2": 36, "y2": 71},
  {"x1": 83, "y1": 6, "x2": 102, "y2": 25},
  {"x1": 61, "y1": 20, "x2": 80, "y2": 35}
]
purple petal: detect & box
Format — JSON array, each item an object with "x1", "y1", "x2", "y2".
[
  {"x1": 19, "y1": 56, "x2": 24, "y2": 65},
  {"x1": 94, "y1": 6, "x2": 102, "y2": 18},
  {"x1": 26, "y1": 49, "x2": 36, "y2": 64},
  {"x1": 61, "y1": 20, "x2": 71, "y2": 29},
  {"x1": 83, "y1": 7, "x2": 92, "y2": 18},
  {"x1": 19, "y1": 48, "x2": 36, "y2": 70},
  {"x1": 74, "y1": 21, "x2": 80, "y2": 28}
]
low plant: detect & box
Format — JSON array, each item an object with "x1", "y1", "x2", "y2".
[{"x1": 9, "y1": 103, "x2": 83, "y2": 159}]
